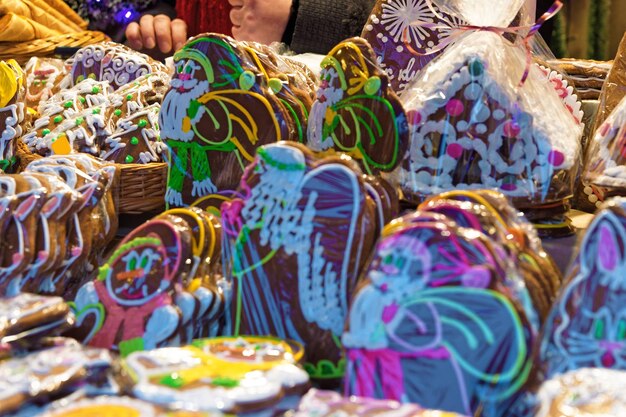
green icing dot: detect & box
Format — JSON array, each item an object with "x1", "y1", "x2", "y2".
[
  {"x1": 211, "y1": 377, "x2": 239, "y2": 388},
  {"x1": 34, "y1": 80, "x2": 40, "y2": 86},
  {"x1": 469, "y1": 59, "x2": 484, "y2": 77},
  {"x1": 138, "y1": 119, "x2": 147, "y2": 128},
  {"x1": 79, "y1": 96, "x2": 86, "y2": 104},
  {"x1": 130, "y1": 137, "x2": 139, "y2": 145},
  {"x1": 114, "y1": 109, "x2": 122, "y2": 116},
  {"x1": 159, "y1": 373, "x2": 185, "y2": 388},
  {"x1": 92, "y1": 108, "x2": 101, "y2": 114},
  {"x1": 154, "y1": 122, "x2": 159, "y2": 130},
  {"x1": 42, "y1": 128, "x2": 50, "y2": 136},
  {"x1": 63, "y1": 101, "x2": 73, "y2": 108},
  {"x1": 125, "y1": 155, "x2": 134, "y2": 163},
  {"x1": 41, "y1": 80, "x2": 47, "y2": 86},
  {"x1": 126, "y1": 94, "x2": 133, "y2": 100},
  {"x1": 92, "y1": 86, "x2": 100, "y2": 94},
  {"x1": 75, "y1": 117, "x2": 84, "y2": 126},
  {"x1": 53, "y1": 115, "x2": 63, "y2": 124}
]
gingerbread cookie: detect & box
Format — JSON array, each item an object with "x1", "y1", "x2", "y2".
[
  {"x1": 103, "y1": 104, "x2": 166, "y2": 164},
  {"x1": 536, "y1": 368, "x2": 626, "y2": 417},
  {"x1": 66, "y1": 42, "x2": 168, "y2": 90},
  {"x1": 39, "y1": 396, "x2": 221, "y2": 417},
  {"x1": 293, "y1": 389, "x2": 463, "y2": 417},
  {"x1": 362, "y1": 0, "x2": 465, "y2": 95},
  {"x1": 584, "y1": 95, "x2": 626, "y2": 193},
  {"x1": 392, "y1": 27, "x2": 583, "y2": 208},
  {"x1": 307, "y1": 37, "x2": 409, "y2": 176},
  {"x1": 105, "y1": 72, "x2": 169, "y2": 127},
  {"x1": 0, "y1": 344, "x2": 111, "y2": 415},
  {"x1": 0, "y1": 60, "x2": 25, "y2": 173},
  {"x1": 342, "y1": 210, "x2": 533, "y2": 416},
  {"x1": 0, "y1": 293, "x2": 70, "y2": 342},
  {"x1": 70, "y1": 217, "x2": 194, "y2": 354},
  {"x1": 161, "y1": 34, "x2": 292, "y2": 207},
  {"x1": 540, "y1": 197, "x2": 626, "y2": 378},
  {"x1": 221, "y1": 142, "x2": 380, "y2": 380},
  {"x1": 125, "y1": 336, "x2": 309, "y2": 414},
  {"x1": 23, "y1": 57, "x2": 66, "y2": 111}
]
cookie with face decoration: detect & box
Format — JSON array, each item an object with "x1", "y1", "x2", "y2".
[
  {"x1": 70, "y1": 217, "x2": 194, "y2": 354},
  {"x1": 221, "y1": 142, "x2": 381, "y2": 381},
  {"x1": 306, "y1": 37, "x2": 408, "y2": 176},
  {"x1": 0, "y1": 60, "x2": 25, "y2": 173},
  {"x1": 124, "y1": 336, "x2": 309, "y2": 414},
  {"x1": 160, "y1": 33, "x2": 293, "y2": 208},
  {"x1": 23, "y1": 57, "x2": 67, "y2": 110}
]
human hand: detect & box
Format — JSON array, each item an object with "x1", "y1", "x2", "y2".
[
  {"x1": 126, "y1": 14, "x2": 188, "y2": 54},
  {"x1": 228, "y1": 0, "x2": 292, "y2": 45}
]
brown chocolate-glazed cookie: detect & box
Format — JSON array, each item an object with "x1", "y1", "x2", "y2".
[
  {"x1": 162, "y1": 33, "x2": 295, "y2": 208},
  {"x1": 307, "y1": 37, "x2": 409, "y2": 177},
  {"x1": 221, "y1": 142, "x2": 381, "y2": 381}
]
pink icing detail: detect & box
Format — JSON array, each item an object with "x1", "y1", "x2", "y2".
[
  {"x1": 461, "y1": 266, "x2": 491, "y2": 288},
  {"x1": 599, "y1": 225, "x2": 618, "y2": 271},
  {"x1": 602, "y1": 350, "x2": 616, "y2": 367},
  {"x1": 446, "y1": 99, "x2": 464, "y2": 117},
  {"x1": 503, "y1": 120, "x2": 521, "y2": 138},
  {"x1": 406, "y1": 110, "x2": 422, "y2": 126},
  {"x1": 37, "y1": 250, "x2": 49, "y2": 261},
  {"x1": 548, "y1": 150, "x2": 565, "y2": 166},
  {"x1": 382, "y1": 303, "x2": 399, "y2": 324},
  {"x1": 447, "y1": 143, "x2": 463, "y2": 159},
  {"x1": 599, "y1": 122, "x2": 611, "y2": 137},
  {"x1": 89, "y1": 280, "x2": 171, "y2": 349},
  {"x1": 12, "y1": 252, "x2": 24, "y2": 264},
  {"x1": 71, "y1": 246, "x2": 83, "y2": 257}
]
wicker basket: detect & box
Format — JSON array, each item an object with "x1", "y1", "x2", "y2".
[
  {"x1": 17, "y1": 142, "x2": 167, "y2": 215},
  {"x1": 0, "y1": 31, "x2": 109, "y2": 66}
]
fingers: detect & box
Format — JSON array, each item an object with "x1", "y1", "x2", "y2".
[
  {"x1": 125, "y1": 22, "x2": 143, "y2": 50},
  {"x1": 171, "y1": 19, "x2": 188, "y2": 51},
  {"x1": 153, "y1": 15, "x2": 172, "y2": 53},
  {"x1": 139, "y1": 14, "x2": 156, "y2": 49}
]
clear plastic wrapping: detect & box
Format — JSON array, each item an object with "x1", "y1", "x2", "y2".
[
  {"x1": 0, "y1": 60, "x2": 25, "y2": 173},
  {"x1": 387, "y1": 0, "x2": 583, "y2": 209}
]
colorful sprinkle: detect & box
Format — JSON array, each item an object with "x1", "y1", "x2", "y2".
[
  {"x1": 92, "y1": 86, "x2": 100, "y2": 94},
  {"x1": 138, "y1": 119, "x2": 147, "y2": 128},
  {"x1": 445, "y1": 99, "x2": 464, "y2": 117},
  {"x1": 503, "y1": 120, "x2": 521, "y2": 138},
  {"x1": 125, "y1": 155, "x2": 134, "y2": 163},
  {"x1": 446, "y1": 143, "x2": 463, "y2": 159},
  {"x1": 75, "y1": 117, "x2": 84, "y2": 126},
  {"x1": 53, "y1": 115, "x2": 63, "y2": 124},
  {"x1": 211, "y1": 377, "x2": 239, "y2": 388},
  {"x1": 548, "y1": 150, "x2": 565, "y2": 166},
  {"x1": 63, "y1": 101, "x2": 73, "y2": 108},
  {"x1": 126, "y1": 94, "x2": 133, "y2": 100},
  {"x1": 468, "y1": 59, "x2": 484, "y2": 77},
  {"x1": 42, "y1": 128, "x2": 50, "y2": 136},
  {"x1": 92, "y1": 108, "x2": 101, "y2": 114},
  {"x1": 130, "y1": 137, "x2": 139, "y2": 145},
  {"x1": 406, "y1": 110, "x2": 422, "y2": 126},
  {"x1": 160, "y1": 373, "x2": 184, "y2": 388},
  {"x1": 79, "y1": 96, "x2": 86, "y2": 104},
  {"x1": 114, "y1": 109, "x2": 122, "y2": 116}
]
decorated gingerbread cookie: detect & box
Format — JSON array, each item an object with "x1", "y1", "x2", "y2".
[
  {"x1": 0, "y1": 60, "x2": 25, "y2": 173},
  {"x1": 105, "y1": 72, "x2": 169, "y2": 127},
  {"x1": 0, "y1": 293, "x2": 70, "y2": 342},
  {"x1": 307, "y1": 37, "x2": 409, "y2": 176},
  {"x1": 293, "y1": 389, "x2": 463, "y2": 417},
  {"x1": 361, "y1": 0, "x2": 465, "y2": 95},
  {"x1": 37, "y1": 78, "x2": 111, "y2": 121},
  {"x1": 221, "y1": 142, "x2": 381, "y2": 380},
  {"x1": 536, "y1": 368, "x2": 626, "y2": 417},
  {"x1": 390, "y1": 5, "x2": 583, "y2": 209},
  {"x1": 540, "y1": 197, "x2": 626, "y2": 378},
  {"x1": 103, "y1": 104, "x2": 166, "y2": 164},
  {"x1": 66, "y1": 42, "x2": 168, "y2": 90},
  {"x1": 342, "y1": 210, "x2": 534, "y2": 417},
  {"x1": 161, "y1": 34, "x2": 292, "y2": 208},
  {"x1": 23, "y1": 57, "x2": 67, "y2": 111},
  {"x1": 0, "y1": 344, "x2": 111, "y2": 415},
  {"x1": 125, "y1": 336, "x2": 309, "y2": 414},
  {"x1": 39, "y1": 396, "x2": 222, "y2": 417},
  {"x1": 70, "y1": 217, "x2": 195, "y2": 354}
]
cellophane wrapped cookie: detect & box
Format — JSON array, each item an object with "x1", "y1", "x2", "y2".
[
  {"x1": 584, "y1": 95, "x2": 626, "y2": 196},
  {"x1": 535, "y1": 368, "x2": 626, "y2": 417},
  {"x1": 123, "y1": 336, "x2": 309, "y2": 415},
  {"x1": 161, "y1": 33, "x2": 314, "y2": 208},
  {"x1": 389, "y1": 0, "x2": 583, "y2": 214},
  {"x1": 69, "y1": 210, "x2": 227, "y2": 356},
  {"x1": 220, "y1": 142, "x2": 382, "y2": 381},
  {"x1": 0, "y1": 60, "x2": 25, "y2": 173},
  {"x1": 540, "y1": 197, "x2": 626, "y2": 379},
  {"x1": 23, "y1": 57, "x2": 67, "y2": 112},
  {"x1": 293, "y1": 389, "x2": 464, "y2": 417},
  {"x1": 342, "y1": 206, "x2": 535, "y2": 417},
  {"x1": 306, "y1": 37, "x2": 409, "y2": 177}
]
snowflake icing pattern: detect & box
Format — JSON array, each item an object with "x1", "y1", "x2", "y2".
[{"x1": 381, "y1": 0, "x2": 436, "y2": 44}]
